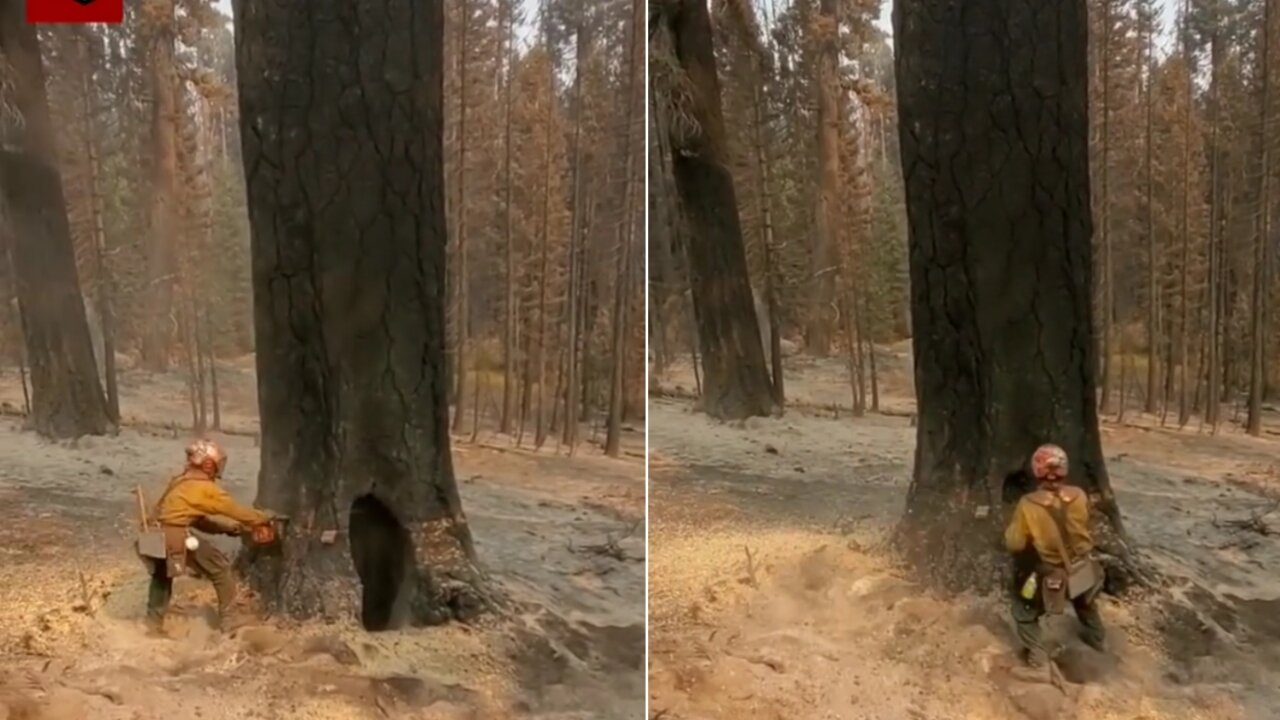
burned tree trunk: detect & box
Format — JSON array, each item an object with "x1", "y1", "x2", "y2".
[
  {"x1": 893, "y1": 0, "x2": 1131, "y2": 590},
  {"x1": 234, "y1": 0, "x2": 488, "y2": 627},
  {"x1": 651, "y1": 0, "x2": 775, "y2": 420},
  {"x1": 0, "y1": 3, "x2": 112, "y2": 439}
]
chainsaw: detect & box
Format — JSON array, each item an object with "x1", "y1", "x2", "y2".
[{"x1": 245, "y1": 514, "x2": 290, "y2": 546}]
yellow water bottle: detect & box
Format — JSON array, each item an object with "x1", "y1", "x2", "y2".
[{"x1": 1020, "y1": 573, "x2": 1038, "y2": 600}]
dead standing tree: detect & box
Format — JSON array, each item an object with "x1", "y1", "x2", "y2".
[
  {"x1": 893, "y1": 0, "x2": 1139, "y2": 590},
  {"x1": 234, "y1": 0, "x2": 489, "y2": 628},
  {"x1": 650, "y1": 0, "x2": 775, "y2": 420}
]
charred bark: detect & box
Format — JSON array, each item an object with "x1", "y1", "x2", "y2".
[
  {"x1": 233, "y1": 0, "x2": 489, "y2": 626},
  {"x1": 893, "y1": 0, "x2": 1133, "y2": 591},
  {"x1": 652, "y1": 0, "x2": 775, "y2": 420},
  {"x1": 0, "y1": 4, "x2": 112, "y2": 439}
]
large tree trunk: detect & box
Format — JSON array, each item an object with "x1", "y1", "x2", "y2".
[
  {"x1": 893, "y1": 0, "x2": 1128, "y2": 590},
  {"x1": 651, "y1": 0, "x2": 774, "y2": 420},
  {"x1": 233, "y1": 0, "x2": 487, "y2": 627},
  {"x1": 807, "y1": 0, "x2": 841, "y2": 356},
  {"x1": 143, "y1": 0, "x2": 180, "y2": 371},
  {"x1": 0, "y1": 2, "x2": 112, "y2": 439}
]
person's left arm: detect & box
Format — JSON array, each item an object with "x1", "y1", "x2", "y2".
[
  {"x1": 192, "y1": 515, "x2": 244, "y2": 536},
  {"x1": 1004, "y1": 502, "x2": 1031, "y2": 553}
]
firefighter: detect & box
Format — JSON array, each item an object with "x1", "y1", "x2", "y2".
[
  {"x1": 144, "y1": 439, "x2": 272, "y2": 635},
  {"x1": 1006, "y1": 443, "x2": 1106, "y2": 667}
]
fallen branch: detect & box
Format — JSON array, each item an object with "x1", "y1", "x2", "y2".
[
  {"x1": 1213, "y1": 499, "x2": 1280, "y2": 537},
  {"x1": 569, "y1": 520, "x2": 644, "y2": 562}
]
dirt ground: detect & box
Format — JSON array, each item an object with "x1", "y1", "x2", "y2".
[
  {"x1": 649, "y1": 346, "x2": 1280, "y2": 720},
  {"x1": 0, "y1": 359, "x2": 644, "y2": 720}
]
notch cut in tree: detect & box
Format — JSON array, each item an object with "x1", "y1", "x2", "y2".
[
  {"x1": 232, "y1": 0, "x2": 489, "y2": 626},
  {"x1": 0, "y1": 1, "x2": 112, "y2": 440},
  {"x1": 650, "y1": 0, "x2": 775, "y2": 420},
  {"x1": 892, "y1": 0, "x2": 1140, "y2": 591}
]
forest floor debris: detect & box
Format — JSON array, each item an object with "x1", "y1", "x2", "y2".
[
  {"x1": 648, "y1": 350, "x2": 1280, "y2": 720},
  {"x1": 0, "y1": 361, "x2": 643, "y2": 720}
]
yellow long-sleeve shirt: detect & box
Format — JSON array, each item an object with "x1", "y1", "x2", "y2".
[
  {"x1": 1004, "y1": 485, "x2": 1093, "y2": 567},
  {"x1": 154, "y1": 469, "x2": 268, "y2": 528}
]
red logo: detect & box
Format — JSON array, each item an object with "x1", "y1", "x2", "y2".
[{"x1": 26, "y1": 0, "x2": 124, "y2": 24}]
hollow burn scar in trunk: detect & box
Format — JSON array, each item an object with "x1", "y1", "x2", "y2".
[
  {"x1": 1003, "y1": 470, "x2": 1035, "y2": 506},
  {"x1": 349, "y1": 494, "x2": 416, "y2": 631}
]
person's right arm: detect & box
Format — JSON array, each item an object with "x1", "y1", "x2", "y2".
[{"x1": 188, "y1": 483, "x2": 269, "y2": 526}]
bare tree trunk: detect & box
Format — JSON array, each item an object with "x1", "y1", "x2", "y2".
[
  {"x1": 1205, "y1": 29, "x2": 1223, "y2": 431},
  {"x1": 749, "y1": 46, "x2": 785, "y2": 407},
  {"x1": 561, "y1": 18, "x2": 587, "y2": 450},
  {"x1": 651, "y1": 0, "x2": 775, "y2": 420},
  {"x1": 1144, "y1": 10, "x2": 1159, "y2": 414},
  {"x1": 1247, "y1": 0, "x2": 1273, "y2": 436},
  {"x1": 1161, "y1": 328, "x2": 1173, "y2": 424},
  {"x1": 77, "y1": 28, "x2": 120, "y2": 424},
  {"x1": 205, "y1": 303, "x2": 221, "y2": 430},
  {"x1": 807, "y1": 0, "x2": 841, "y2": 356},
  {"x1": 866, "y1": 299, "x2": 880, "y2": 412},
  {"x1": 893, "y1": 0, "x2": 1131, "y2": 590},
  {"x1": 451, "y1": 0, "x2": 471, "y2": 433},
  {"x1": 143, "y1": 0, "x2": 180, "y2": 372},
  {"x1": 1178, "y1": 0, "x2": 1193, "y2": 428},
  {"x1": 1218, "y1": 165, "x2": 1234, "y2": 430},
  {"x1": 547, "y1": 325, "x2": 567, "y2": 449},
  {"x1": 501, "y1": 0, "x2": 517, "y2": 435},
  {"x1": 470, "y1": 358, "x2": 481, "y2": 442},
  {"x1": 518, "y1": 321, "x2": 532, "y2": 447},
  {"x1": 233, "y1": 0, "x2": 487, "y2": 626},
  {"x1": 0, "y1": 4, "x2": 111, "y2": 439},
  {"x1": 840, "y1": 294, "x2": 863, "y2": 416},
  {"x1": 534, "y1": 17, "x2": 553, "y2": 448},
  {"x1": 606, "y1": 0, "x2": 643, "y2": 458},
  {"x1": 1099, "y1": 0, "x2": 1114, "y2": 414}
]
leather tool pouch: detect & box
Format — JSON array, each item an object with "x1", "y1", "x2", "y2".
[
  {"x1": 1040, "y1": 565, "x2": 1068, "y2": 614},
  {"x1": 162, "y1": 525, "x2": 191, "y2": 577},
  {"x1": 136, "y1": 529, "x2": 167, "y2": 560},
  {"x1": 1067, "y1": 557, "x2": 1104, "y2": 601}
]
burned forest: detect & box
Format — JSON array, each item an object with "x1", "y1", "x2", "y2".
[
  {"x1": 649, "y1": 0, "x2": 1280, "y2": 717},
  {"x1": 0, "y1": 0, "x2": 644, "y2": 718}
]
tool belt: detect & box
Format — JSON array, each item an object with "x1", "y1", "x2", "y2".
[
  {"x1": 1036, "y1": 557, "x2": 1103, "y2": 613},
  {"x1": 135, "y1": 525, "x2": 196, "y2": 577}
]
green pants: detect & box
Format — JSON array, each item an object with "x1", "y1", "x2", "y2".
[
  {"x1": 1012, "y1": 592, "x2": 1106, "y2": 663},
  {"x1": 147, "y1": 540, "x2": 235, "y2": 629}
]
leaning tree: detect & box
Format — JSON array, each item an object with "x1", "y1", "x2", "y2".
[
  {"x1": 233, "y1": 0, "x2": 487, "y2": 629},
  {"x1": 892, "y1": 0, "x2": 1136, "y2": 590},
  {"x1": 0, "y1": 1, "x2": 113, "y2": 440},
  {"x1": 650, "y1": 0, "x2": 775, "y2": 420}
]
